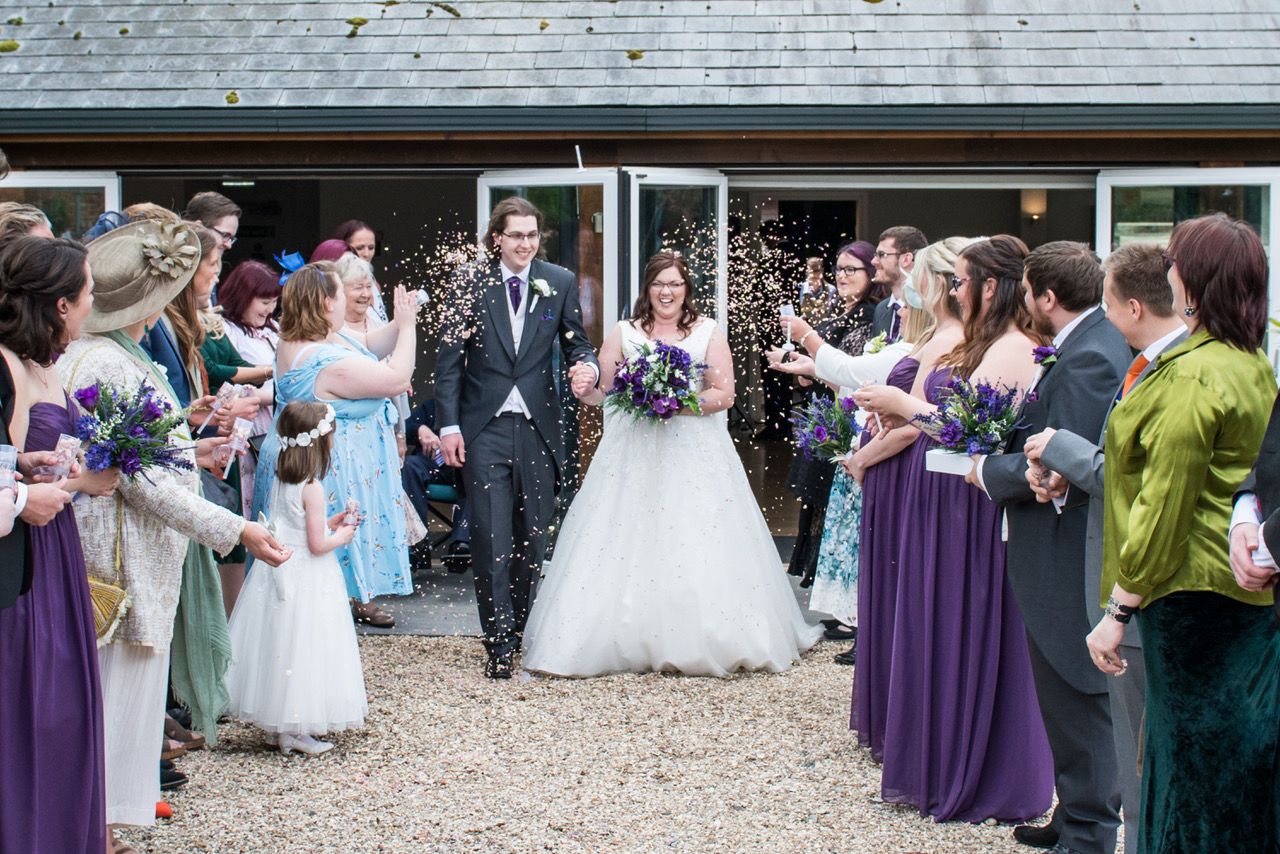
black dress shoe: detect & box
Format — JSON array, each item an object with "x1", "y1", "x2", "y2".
[
  {"x1": 484, "y1": 651, "x2": 513, "y2": 680},
  {"x1": 833, "y1": 645, "x2": 856, "y2": 665},
  {"x1": 820, "y1": 618, "x2": 842, "y2": 630},
  {"x1": 824, "y1": 625, "x2": 855, "y2": 640},
  {"x1": 159, "y1": 759, "x2": 175, "y2": 772},
  {"x1": 160, "y1": 768, "x2": 188, "y2": 791},
  {"x1": 1012, "y1": 823, "x2": 1059, "y2": 849}
]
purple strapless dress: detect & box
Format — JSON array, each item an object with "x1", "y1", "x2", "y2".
[
  {"x1": 850, "y1": 355, "x2": 920, "y2": 760},
  {"x1": 877, "y1": 367, "x2": 1053, "y2": 823},
  {"x1": 0, "y1": 400, "x2": 106, "y2": 852}
]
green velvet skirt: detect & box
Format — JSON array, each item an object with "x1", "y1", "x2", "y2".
[{"x1": 1139, "y1": 591, "x2": 1280, "y2": 854}]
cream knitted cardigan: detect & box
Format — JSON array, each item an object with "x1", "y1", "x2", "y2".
[{"x1": 58, "y1": 335, "x2": 244, "y2": 649}]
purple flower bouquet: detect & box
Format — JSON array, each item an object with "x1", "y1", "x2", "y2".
[
  {"x1": 605, "y1": 341, "x2": 704, "y2": 421},
  {"x1": 914, "y1": 377, "x2": 1026, "y2": 475},
  {"x1": 72, "y1": 382, "x2": 194, "y2": 482},
  {"x1": 790, "y1": 395, "x2": 859, "y2": 462}
]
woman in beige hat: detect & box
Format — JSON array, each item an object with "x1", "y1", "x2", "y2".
[{"x1": 56, "y1": 219, "x2": 290, "y2": 840}]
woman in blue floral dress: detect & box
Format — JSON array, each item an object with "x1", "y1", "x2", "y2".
[{"x1": 252, "y1": 262, "x2": 419, "y2": 623}]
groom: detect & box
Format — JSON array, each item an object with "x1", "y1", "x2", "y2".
[{"x1": 436, "y1": 196, "x2": 599, "y2": 679}]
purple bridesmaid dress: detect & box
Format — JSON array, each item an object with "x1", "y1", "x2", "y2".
[
  {"x1": 850, "y1": 355, "x2": 920, "y2": 760},
  {"x1": 877, "y1": 367, "x2": 1053, "y2": 822},
  {"x1": 0, "y1": 399, "x2": 106, "y2": 852}
]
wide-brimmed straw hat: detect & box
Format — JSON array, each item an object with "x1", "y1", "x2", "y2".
[{"x1": 84, "y1": 219, "x2": 200, "y2": 334}]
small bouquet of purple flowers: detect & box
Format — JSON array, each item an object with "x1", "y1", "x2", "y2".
[
  {"x1": 915, "y1": 376, "x2": 1026, "y2": 474},
  {"x1": 790, "y1": 395, "x2": 859, "y2": 462},
  {"x1": 72, "y1": 381, "x2": 194, "y2": 482},
  {"x1": 605, "y1": 341, "x2": 704, "y2": 421}
]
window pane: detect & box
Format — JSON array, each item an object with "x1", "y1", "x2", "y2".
[
  {"x1": 638, "y1": 184, "x2": 719, "y2": 316},
  {"x1": 0, "y1": 186, "x2": 106, "y2": 239},
  {"x1": 1111, "y1": 184, "x2": 1269, "y2": 250}
]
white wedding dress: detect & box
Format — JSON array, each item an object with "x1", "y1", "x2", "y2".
[{"x1": 522, "y1": 318, "x2": 822, "y2": 677}]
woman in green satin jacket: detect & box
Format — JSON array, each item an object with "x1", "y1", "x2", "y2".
[{"x1": 1088, "y1": 213, "x2": 1279, "y2": 853}]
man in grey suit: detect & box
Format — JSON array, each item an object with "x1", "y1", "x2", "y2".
[
  {"x1": 437, "y1": 196, "x2": 599, "y2": 679},
  {"x1": 870, "y1": 225, "x2": 927, "y2": 342},
  {"x1": 1024, "y1": 244, "x2": 1188, "y2": 853},
  {"x1": 973, "y1": 241, "x2": 1131, "y2": 854}
]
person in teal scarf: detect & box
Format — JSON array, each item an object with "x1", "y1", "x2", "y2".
[{"x1": 59, "y1": 218, "x2": 290, "y2": 837}]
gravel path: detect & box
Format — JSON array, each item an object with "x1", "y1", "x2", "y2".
[{"x1": 121, "y1": 636, "x2": 1040, "y2": 853}]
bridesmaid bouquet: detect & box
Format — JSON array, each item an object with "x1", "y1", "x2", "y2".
[
  {"x1": 605, "y1": 341, "x2": 704, "y2": 421},
  {"x1": 791, "y1": 395, "x2": 859, "y2": 462},
  {"x1": 72, "y1": 381, "x2": 194, "y2": 482},
  {"x1": 915, "y1": 377, "x2": 1025, "y2": 474}
]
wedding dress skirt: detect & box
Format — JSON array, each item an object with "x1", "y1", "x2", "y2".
[{"x1": 523, "y1": 320, "x2": 821, "y2": 677}]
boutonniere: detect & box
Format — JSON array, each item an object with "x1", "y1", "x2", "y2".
[
  {"x1": 864, "y1": 332, "x2": 888, "y2": 355},
  {"x1": 1032, "y1": 345, "x2": 1058, "y2": 367},
  {"x1": 529, "y1": 277, "x2": 555, "y2": 312}
]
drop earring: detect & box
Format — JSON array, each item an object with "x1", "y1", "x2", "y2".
[{"x1": 1184, "y1": 306, "x2": 1197, "y2": 317}]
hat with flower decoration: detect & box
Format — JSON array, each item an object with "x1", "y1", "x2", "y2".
[{"x1": 84, "y1": 219, "x2": 201, "y2": 333}]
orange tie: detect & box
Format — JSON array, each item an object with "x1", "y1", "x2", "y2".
[{"x1": 1121, "y1": 354, "x2": 1150, "y2": 398}]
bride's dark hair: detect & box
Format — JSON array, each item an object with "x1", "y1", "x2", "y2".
[{"x1": 630, "y1": 250, "x2": 700, "y2": 336}]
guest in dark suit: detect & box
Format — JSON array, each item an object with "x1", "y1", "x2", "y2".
[
  {"x1": 1022, "y1": 244, "x2": 1188, "y2": 853},
  {"x1": 1086, "y1": 214, "x2": 1277, "y2": 853},
  {"x1": 436, "y1": 196, "x2": 599, "y2": 679},
  {"x1": 1231, "y1": 398, "x2": 1280, "y2": 618},
  {"x1": 870, "y1": 226, "x2": 928, "y2": 342},
  {"x1": 975, "y1": 241, "x2": 1131, "y2": 854},
  {"x1": 401, "y1": 398, "x2": 469, "y2": 555}
]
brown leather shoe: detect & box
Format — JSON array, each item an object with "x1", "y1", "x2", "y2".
[{"x1": 351, "y1": 601, "x2": 395, "y2": 628}]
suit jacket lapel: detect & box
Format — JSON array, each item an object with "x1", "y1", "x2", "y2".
[
  {"x1": 483, "y1": 263, "x2": 517, "y2": 363},
  {"x1": 515, "y1": 261, "x2": 552, "y2": 370}
]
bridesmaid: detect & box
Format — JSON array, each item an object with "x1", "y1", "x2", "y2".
[
  {"x1": 848, "y1": 237, "x2": 969, "y2": 759},
  {"x1": 0, "y1": 236, "x2": 119, "y2": 852},
  {"x1": 856, "y1": 235, "x2": 1053, "y2": 822}
]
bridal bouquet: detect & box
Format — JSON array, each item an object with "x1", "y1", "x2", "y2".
[
  {"x1": 914, "y1": 377, "x2": 1025, "y2": 474},
  {"x1": 72, "y1": 381, "x2": 194, "y2": 481},
  {"x1": 791, "y1": 395, "x2": 859, "y2": 462},
  {"x1": 605, "y1": 341, "x2": 704, "y2": 421}
]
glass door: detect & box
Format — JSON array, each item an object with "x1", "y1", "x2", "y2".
[
  {"x1": 475, "y1": 169, "x2": 619, "y2": 494},
  {"x1": 624, "y1": 168, "x2": 728, "y2": 326},
  {"x1": 0, "y1": 170, "x2": 120, "y2": 238},
  {"x1": 1097, "y1": 167, "x2": 1280, "y2": 365}
]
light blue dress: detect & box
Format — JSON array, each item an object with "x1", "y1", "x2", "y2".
[
  {"x1": 252, "y1": 336, "x2": 411, "y2": 602},
  {"x1": 809, "y1": 467, "x2": 862, "y2": 625}
]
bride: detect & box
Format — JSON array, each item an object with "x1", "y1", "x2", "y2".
[{"x1": 522, "y1": 250, "x2": 821, "y2": 677}]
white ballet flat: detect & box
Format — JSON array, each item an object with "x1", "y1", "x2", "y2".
[{"x1": 278, "y1": 733, "x2": 334, "y2": 756}]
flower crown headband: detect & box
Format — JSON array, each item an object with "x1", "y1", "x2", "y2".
[{"x1": 284, "y1": 404, "x2": 336, "y2": 448}]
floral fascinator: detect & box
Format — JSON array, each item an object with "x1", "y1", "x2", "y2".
[{"x1": 84, "y1": 219, "x2": 201, "y2": 334}]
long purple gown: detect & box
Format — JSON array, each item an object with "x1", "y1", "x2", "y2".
[
  {"x1": 0, "y1": 400, "x2": 106, "y2": 853},
  {"x1": 850, "y1": 355, "x2": 920, "y2": 760},
  {"x1": 878, "y1": 367, "x2": 1053, "y2": 823}
]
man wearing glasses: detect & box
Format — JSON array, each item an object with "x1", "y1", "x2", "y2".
[
  {"x1": 182, "y1": 191, "x2": 241, "y2": 250},
  {"x1": 871, "y1": 225, "x2": 928, "y2": 343},
  {"x1": 436, "y1": 196, "x2": 599, "y2": 680}
]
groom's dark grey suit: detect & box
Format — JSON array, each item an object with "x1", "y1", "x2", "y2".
[
  {"x1": 982, "y1": 308, "x2": 1131, "y2": 854},
  {"x1": 436, "y1": 258, "x2": 598, "y2": 657}
]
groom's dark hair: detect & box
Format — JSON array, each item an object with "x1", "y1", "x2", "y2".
[{"x1": 483, "y1": 196, "x2": 545, "y2": 259}]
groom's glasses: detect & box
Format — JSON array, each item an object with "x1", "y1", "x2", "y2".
[{"x1": 502, "y1": 230, "x2": 541, "y2": 244}]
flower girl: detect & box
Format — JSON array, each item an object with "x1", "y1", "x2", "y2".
[{"x1": 224, "y1": 402, "x2": 367, "y2": 756}]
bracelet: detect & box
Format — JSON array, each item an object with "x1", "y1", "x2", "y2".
[
  {"x1": 1104, "y1": 596, "x2": 1137, "y2": 624},
  {"x1": 798, "y1": 330, "x2": 816, "y2": 349}
]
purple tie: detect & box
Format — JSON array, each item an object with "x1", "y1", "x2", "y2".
[{"x1": 507, "y1": 276, "x2": 522, "y2": 312}]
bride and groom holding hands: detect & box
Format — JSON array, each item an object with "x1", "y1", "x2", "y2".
[{"x1": 436, "y1": 196, "x2": 819, "y2": 680}]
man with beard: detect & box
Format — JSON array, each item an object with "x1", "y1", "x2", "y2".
[
  {"x1": 971, "y1": 241, "x2": 1131, "y2": 854},
  {"x1": 870, "y1": 225, "x2": 927, "y2": 343}
]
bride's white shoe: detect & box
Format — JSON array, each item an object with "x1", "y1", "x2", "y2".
[{"x1": 278, "y1": 733, "x2": 334, "y2": 756}]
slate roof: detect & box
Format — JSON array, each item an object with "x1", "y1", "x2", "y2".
[{"x1": 0, "y1": 0, "x2": 1277, "y2": 125}]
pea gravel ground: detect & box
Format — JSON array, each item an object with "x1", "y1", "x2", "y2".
[{"x1": 120, "y1": 636, "x2": 1042, "y2": 853}]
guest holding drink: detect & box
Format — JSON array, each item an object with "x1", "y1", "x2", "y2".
[
  {"x1": 855, "y1": 235, "x2": 1053, "y2": 822},
  {"x1": 1086, "y1": 213, "x2": 1278, "y2": 852},
  {"x1": 57, "y1": 220, "x2": 288, "y2": 838},
  {"x1": 0, "y1": 236, "x2": 116, "y2": 853}
]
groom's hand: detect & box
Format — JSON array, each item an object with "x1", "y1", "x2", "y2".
[
  {"x1": 441, "y1": 433, "x2": 466, "y2": 468},
  {"x1": 568, "y1": 361, "x2": 596, "y2": 399}
]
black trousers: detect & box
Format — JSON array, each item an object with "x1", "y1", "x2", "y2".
[{"x1": 462, "y1": 414, "x2": 557, "y2": 655}]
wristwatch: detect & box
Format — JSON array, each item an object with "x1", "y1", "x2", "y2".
[{"x1": 1104, "y1": 596, "x2": 1137, "y2": 624}]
